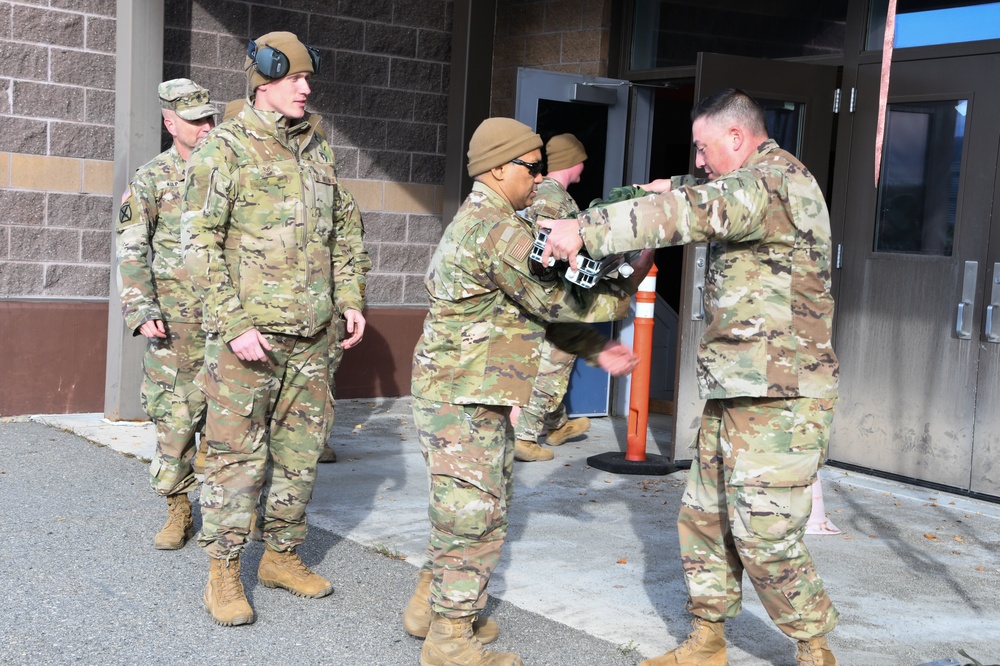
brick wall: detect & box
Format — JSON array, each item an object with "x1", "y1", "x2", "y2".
[
  {"x1": 491, "y1": 0, "x2": 612, "y2": 117},
  {"x1": 1, "y1": 0, "x2": 455, "y2": 308},
  {"x1": 0, "y1": 0, "x2": 117, "y2": 299},
  {"x1": 158, "y1": 0, "x2": 456, "y2": 308}
]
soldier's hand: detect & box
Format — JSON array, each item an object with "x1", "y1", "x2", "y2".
[
  {"x1": 637, "y1": 178, "x2": 672, "y2": 194},
  {"x1": 139, "y1": 319, "x2": 167, "y2": 339},
  {"x1": 229, "y1": 328, "x2": 272, "y2": 362},
  {"x1": 596, "y1": 340, "x2": 639, "y2": 376},
  {"x1": 341, "y1": 309, "x2": 366, "y2": 349},
  {"x1": 537, "y1": 218, "x2": 583, "y2": 268}
]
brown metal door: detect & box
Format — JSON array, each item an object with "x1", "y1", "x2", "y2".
[
  {"x1": 672, "y1": 53, "x2": 839, "y2": 456},
  {"x1": 833, "y1": 55, "x2": 1000, "y2": 494}
]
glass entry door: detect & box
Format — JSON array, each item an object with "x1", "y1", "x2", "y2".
[{"x1": 833, "y1": 55, "x2": 1000, "y2": 495}]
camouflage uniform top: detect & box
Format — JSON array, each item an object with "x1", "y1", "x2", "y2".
[
  {"x1": 522, "y1": 177, "x2": 579, "y2": 222},
  {"x1": 578, "y1": 139, "x2": 838, "y2": 400},
  {"x1": 182, "y1": 101, "x2": 369, "y2": 342},
  {"x1": 412, "y1": 181, "x2": 635, "y2": 406},
  {"x1": 116, "y1": 145, "x2": 202, "y2": 332}
]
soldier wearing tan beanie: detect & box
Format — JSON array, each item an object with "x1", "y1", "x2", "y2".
[
  {"x1": 513, "y1": 132, "x2": 591, "y2": 463},
  {"x1": 407, "y1": 116, "x2": 650, "y2": 665}
]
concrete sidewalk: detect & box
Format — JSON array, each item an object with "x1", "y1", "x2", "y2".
[{"x1": 22, "y1": 397, "x2": 1000, "y2": 665}]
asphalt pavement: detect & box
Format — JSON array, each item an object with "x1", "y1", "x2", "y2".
[{"x1": 3, "y1": 397, "x2": 999, "y2": 666}]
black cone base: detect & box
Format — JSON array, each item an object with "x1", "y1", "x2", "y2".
[{"x1": 586, "y1": 451, "x2": 674, "y2": 476}]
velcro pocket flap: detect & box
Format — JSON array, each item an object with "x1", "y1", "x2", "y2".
[
  {"x1": 197, "y1": 371, "x2": 257, "y2": 417},
  {"x1": 730, "y1": 450, "x2": 821, "y2": 488}
]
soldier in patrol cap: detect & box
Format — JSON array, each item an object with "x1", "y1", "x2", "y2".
[
  {"x1": 116, "y1": 78, "x2": 216, "y2": 552},
  {"x1": 541, "y1": 88, "x2": 841, "y2": 666},
  {"x1": 182, "y1": 31, "x2": 369, "y2": 627},
  {"x1": 513, "y1": 132, "x2": 593, "y2": 462},
  {"x1": 404, "y1": 117, "x2": 653, "y2": 666}
]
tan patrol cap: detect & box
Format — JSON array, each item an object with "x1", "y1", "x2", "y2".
[{"x1": 158, "y1": 79, "x2": 216, "y2": 121}]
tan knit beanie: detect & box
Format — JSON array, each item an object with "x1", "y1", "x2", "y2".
[
  {"x1": 245, "y1": 31, "x2": 315, "y2": 91},
  {"x1": 545, "y1": 133, "x2": 587, "y2": 172},
  {"x1": 467, "y1": 118, "x2": 542, "y2": 177}
]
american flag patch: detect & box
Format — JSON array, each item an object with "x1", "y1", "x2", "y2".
[
  {"x1": 120, "y1": 184, "x2": 132, "y2": 204},
  {"x1": 509, "y1": 234, "x2": 532, "y2": 262}
]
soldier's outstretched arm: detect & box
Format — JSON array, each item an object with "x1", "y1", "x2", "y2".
[
  {"x1": 574, "y1": 171, "x2": 770, "y2": 258},
  {"x1": 483, "y1": 219, "x2": 633, "y2": 325}
]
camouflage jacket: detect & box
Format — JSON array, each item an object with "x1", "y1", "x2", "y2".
[
  {"x1": 522, "y1": 177, "x2": 579, "y2": 222},
  {"x1": 411, "y1": 182, "x2": 636, "y2": 406},
  {"x1": 578, "y1": 139, "x2": 838, "y2": 400},
  {"x1": 116, "y1": 145, "x2": 202, "y2": 332},
  {"x1": 182, "y1": 101, "x2": 368, "y2": 342}
]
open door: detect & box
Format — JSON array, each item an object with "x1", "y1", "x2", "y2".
[
  {"x1": 671, "y1": 53, "x2": 839, "y2": 457},
  {"x1": 515, "y1": 68, "x2": 654, "y2": 417}
]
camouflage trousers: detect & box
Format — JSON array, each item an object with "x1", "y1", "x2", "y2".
[
  {"x1": 140, "y1": 321, "x2": 206, "y2": 497},
  {"x1": 513, "y1": 339, "x2": 575, "y2": 442},
  {"x1": 679, "y1": 396, "x2": 839, "y2": 640},
  {"x1": 412, "y1": 397, "x2": 515, "y2": 618},
  {"x1": 196, "y1": 329, "x2": 333, "y2": 559}
]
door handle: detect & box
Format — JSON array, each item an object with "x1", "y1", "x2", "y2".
[
  {"x1": 986, "y1": 263, "x2": 1000, "y2": 343},
  {"x1": 691, "y1": 244, "x2": 707, "y2": 321},
  {"x1": 955, "y1": 260, "x2": 978, "y2": 340}
]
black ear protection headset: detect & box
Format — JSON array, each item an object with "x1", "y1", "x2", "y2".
[{"x1": 246, "y1": 40, "x2": 321, "y2": 79}]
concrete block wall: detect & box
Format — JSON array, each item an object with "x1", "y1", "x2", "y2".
[
  {"x1": 1, "y1": 0, "x2": 455, "y2": 309},
  {"x1": 491, "y1": 0, "x2": 612, "y2": 117},
  {"x1": 0, "y1": 0, "x2": 117, "y2": 299},
  {"x1": 158, "y1": 0, "x2": 454, "y2": 308}
]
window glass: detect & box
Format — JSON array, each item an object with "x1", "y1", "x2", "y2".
[
  {"x1": 868, "y1": 0, "x2": 1000, "y2": 50},
  {"x1": 630, "y1": 0, "x2": 847, "y2": 70},
  {"x1": 874, "y1": 100, "x2": 966, "y2": 256}
]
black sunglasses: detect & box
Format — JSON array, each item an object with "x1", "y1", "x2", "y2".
[{"x1": 510, "y1": 158, "x2": 544, "y2": 177}]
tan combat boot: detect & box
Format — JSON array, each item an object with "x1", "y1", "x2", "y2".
[
  {"x1": 545, "y1": 417, "x2": 591, "y2": 446},
  {"x1": 191, "y1": 444, "x2": 208, "y2": 475},
  {"x1": 421, "y1": 612, "x2": 522, "y2": 666},
  {"x1": 796, "y1": 636, "x2": 838, "y2": 665},
  {"x1": 403, "y1": 569, "x2": 499, "y2": 644},
  {"x1": 318, "y1": 443, "x2": 337, "y2": 463},
  {"x1": 154, "y1": 494, "x2": 193, "y2": 550},
  {"x1": 639, "y1": 617, "x2": 727, "y2": 666},
  {"x1": 258, "y1": 547, "x2": 333, "y2": 598},
  {"x1": 514, "y1": 439, "x2": 554, "y2": 462},
  {"x1": 204, "y1": 556, "x2": 255, "y2": 626}
]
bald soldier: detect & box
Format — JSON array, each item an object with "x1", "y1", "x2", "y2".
[
  {"x1": 541, "y1": 88, "x2": 841, "y2": 666},
  {"x1": 182, "y1": 32, "x2": 368, "y2": 626},
  {"x1": 116, "y1": 78, "x2": 216, "y2": 551},
  {"x1": 405, "y1": 117, "x2": 653, "y2": 666}
]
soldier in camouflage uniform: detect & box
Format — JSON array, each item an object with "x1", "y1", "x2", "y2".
[
  {"x1": 514, "y1": 133, "x2": 593, "y2": 462},
  {"x1": 405, "y1": 117, "x2": 654, "y2": 666},
  {"x1": 218, "y1": 97, "x2": 370, "y2": 467},
  {"x1": 181, "y1": 32, "x2": 368, "y2": 627},
  {"x1": 116, "y1": 78, "x2": 216, "y2": 551},
  {"x1": 541, "y1": 89, "x2": 841, "y2": 666}
]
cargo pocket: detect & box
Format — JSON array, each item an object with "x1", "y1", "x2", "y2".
[
  {"x1": 140, "y1": 348, "x2": 178, "y2": 421},
  {"x1": 730, "y1": 450, "x2": 820, "y2": 543}
]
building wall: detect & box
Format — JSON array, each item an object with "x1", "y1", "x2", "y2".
[
  {"x1": 491, "y1": 0, "x2": 612, "y2": 117},
  {"x1": 0, "y1": 0, "x2": 616, "y2": 415},
  {"x1": 0, "y1": 0, "x2": 455, "y2": 415}
]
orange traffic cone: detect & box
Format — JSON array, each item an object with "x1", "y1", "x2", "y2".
[{"x1": 806, "y1": 478, "x2": 841, "y2": 535}]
